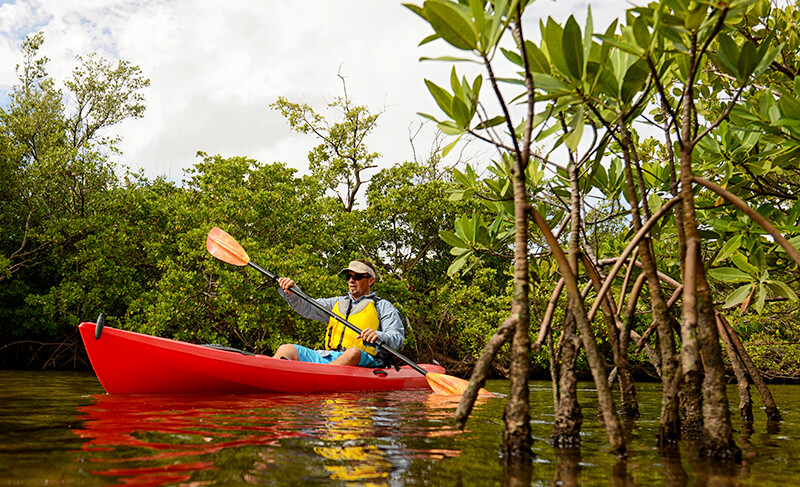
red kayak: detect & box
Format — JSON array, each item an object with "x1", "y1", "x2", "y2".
[{"x1": 79, "y1": 322, "x2": 445, "y2": 394}]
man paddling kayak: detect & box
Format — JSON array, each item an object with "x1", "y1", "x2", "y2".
[{"x1": 273, "y1": 259, "x2": 405, "y2": 367}]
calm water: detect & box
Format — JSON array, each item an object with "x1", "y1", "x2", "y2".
[{"x1": 1, "y1": 370, "x2": 798, "y2": 486}]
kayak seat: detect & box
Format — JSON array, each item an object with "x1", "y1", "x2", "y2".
[
  {"x1": 200, "y1": 344, "x2": 255, "y2": 356},
  {"x1": 376, "y1": 352, "x2": 402, "y2": 371}
]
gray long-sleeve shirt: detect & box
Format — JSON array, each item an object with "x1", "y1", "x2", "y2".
[{"x1": 277, "y1": 287, "x2": 405, "y2": 352}]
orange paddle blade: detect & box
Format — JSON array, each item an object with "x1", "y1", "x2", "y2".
[
  {"x1": 207, "y1": 227, "x2": 250, "y2": 266},
  {"x1": 426, "y1": 372, "x2": 495, "y2": 397}
]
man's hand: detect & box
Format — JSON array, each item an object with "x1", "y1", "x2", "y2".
[
  {"x1": 358, "y1": 328, "x2": 379, "y2": 345},
  {"x1": 277, "y1": 277, "x2": 296, "y2": 293}
]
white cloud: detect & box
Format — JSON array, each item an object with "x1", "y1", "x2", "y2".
[{"x1": 1, "y1": 0, "x2": 628, "y2": 181}]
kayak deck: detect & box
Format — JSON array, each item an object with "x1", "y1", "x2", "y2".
[{"x1": 79, "y1": 322, "x2": 445, "y2": 394}]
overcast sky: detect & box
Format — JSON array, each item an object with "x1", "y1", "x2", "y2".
[{"x1": 0, "y1": 0, "x2": 625, "y2": 182}]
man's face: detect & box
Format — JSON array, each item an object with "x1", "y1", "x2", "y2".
[{"x1": 346, "y1": 272, "x2": 374, "y2": 299}]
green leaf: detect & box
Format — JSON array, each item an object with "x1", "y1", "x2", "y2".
[
  {"x1": 752, "y1": 42, "x2": 783, "y2": 79},
  {"x1": 562, "y1": 16, "x2": 584, "y2": 80},
  {"x1": 752, "y1": 245, "x2": 767, "y2": 274},
  {"x1": 439, "y1": 230, "x2": 467, "y2": 248},
  {"x1": 418, "y1": 34, "x2": 442, "y2": 47},
  {"x1": 471, "y1": 74, "x2": 482, "y2": 99},
  {"x1": 723, "y1": 283, "x2": 753, "y2": 309},
  {"x1": 563, "y1": 109, "x2": 584, "y2": 151},
  {"x1": 452, "y1": 168, "x2": 469, "y2": 187},
  {"x1": 737, "y1": 40, "x2": 759, "y2": 83},
  {"x1": 708, "y1": 217, "x2": 744, "y2": 233},
  {"x1": 595, "y1": 34, "x2": 644, "y2": 57},
  {"x1": 532, "y1": 73, "x2": 573, "y2": 95},
  {"x1": 535, "y1": 120, "x2": 562, "y2": 142},
  {"x1": 474, "y1": 115, "x2": 506, "y2": 130},
  {"x1": 647, "y1": 191, "x2": 663, "y2": 215},
  {"x1": 419, "y1": 55, "x2": 481, "y2": 63},
  {"x1": 583, "y1": 6, "x2": 594, "y2": 63},
  {"x1": 485, "y1": 0, "x2": 509, "y2": 48},
  {"x1": 732, "y1": 253, "x2": 759, "y2": 275},
  {"x1": 707, "y1": 52, "x2": 736, "y2": 79},
  {"x1": 501, "y1": 47, "x2": 522, "y2": 67},
  {"x1": 442, "y1": 134, "x2": 462, "y2": 157},
  {"x1": 403, "y1": 3, "x2": 424, "y2": 17},
  {"x1": 778, "y1": 95, "x2": 800, "y2": 120},
  {"x1": 468, "y1": 0, "x2": 486, "y2": 36},
  {"x1": 450, "y1": 66, "x2": 465, "y2": 100},
  {"x1": 446, "y1": 252, "x2": 470, "y2": 276},
  {"x1": 713, "y1": 234, "x2": 743, "y2": 265},
  {"x1": 708, "y1": 266, "x2": 752, "y2": 283},
  {"x1": 591, "y1": 59, "x2": 620, "y2": 100},
  {"x1": 422, "y1": 0, "x2": 479, "y2": 51},
  {"x1": 437, "y1": 120, "x2": 465, "y2": 135},
  {"x1": 460, "y1": 214, "x2": 474, "y2": 244},
  {"x1": 450, "y1": 246, "x2": 469, "y2": 256},
  {"x1": 632, "y1": 16, "x2": 650, "y2": 49},
  {"x1": 620, "y1": 59, "x2": 649, "y2": 104},
  {"x1": 684, "y1": 4, "x2": 707, "y2": 31},
  {"x1": 416, "y1": 112, "x2": 440, "y2": 123},
  {"x1": 446, "y1": 188, "x2": 464, "y2": 201},
  {"x1": 765, "y1": 280, "x2": 799, "y2": 301},
  {"x1": 524, "y1": 41, "x2": 551, "y2": 74},
  {"x1": 451, "y1": 95, "x2": 472, "y2": 127},
  {"x1": 544, "y1": 18, "x2": 571, "y2": 79},
  {"x1": 755, "y1": 282, "x2": 767, "y2": 314},
  {"x1": 777, "y1": 235, "x2": 800, "y2": 254},
  {"x1": 424, "y1": 79, "x2": 454, "y2": 117},
  {"x1": 715, "y1": 33, "x2": 740, "y2": 78}
]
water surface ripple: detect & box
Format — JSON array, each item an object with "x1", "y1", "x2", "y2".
[{"x1": 1, "y1": 370, "x2": 798, "y2": 486}]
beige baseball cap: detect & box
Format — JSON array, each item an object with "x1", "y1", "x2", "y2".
[{"x1": 340, "y1": 260, "x2": 376, "y2": 279}]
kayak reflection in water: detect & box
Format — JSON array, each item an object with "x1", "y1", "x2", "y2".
[
  {"x1": 273, "y1": 259, "x2": 405, "y2": 368},
  {"x1": 313, "y1": 397, "x2": 401, "y2": 484}
]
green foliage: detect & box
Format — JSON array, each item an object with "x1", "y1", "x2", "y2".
[
  {"x1": 118, "y1": 154, "x2": 338, "y2": 352},
  {"x1": 405, "y1": 0, "x2": 800, "y2": 390},
  {"x1": 730, "y1": 302, "x2": 800, "y2": 380},
  {"x1": 0, "y1": 35, "x2": 519, "y2": 373},
  {"x1": 406, "y1": 0, "x2": 513, "y2": 56},
  {"x1": 390, "y1": 261, "x2": 514, "y2": 374},
  {"x1": 271, "y1": 87, "x2": 380, "y2": 212},
  {"x1": 3, "y1": 7, "x2": 800, "y2": 385},
  {"x1": 0, "y1": 32, "x2": 151, "y2": 347},
  {"x1": 64, "y1": 53, "x2": 149, "y2": 148},
  {"x1": 365, "y1": 159, "x2": 465, "y2": 282}
]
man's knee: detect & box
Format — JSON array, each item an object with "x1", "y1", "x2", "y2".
[
  {"x1": 273, "y1": 344, "x2": 298, "y2": 360},
  {"x1": 332, "y1": 347, "x2": 362, "y2": 366}
]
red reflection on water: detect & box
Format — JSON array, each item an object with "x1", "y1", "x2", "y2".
[
  {"x1": 90, "y1": 461, "x2": 215, "y2": 486},
  {"x1": 73, "y1": 393, "x2": 311, "y2": 486},
  {"x1": 72, "y1": 390, "x2": 487, "y2": 486}
]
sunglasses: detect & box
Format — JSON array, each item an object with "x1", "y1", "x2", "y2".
[{"x1": 344, "y1": 273, "x2": 371, "y2": 281}]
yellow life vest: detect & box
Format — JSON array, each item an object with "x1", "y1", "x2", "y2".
[{"x1": 325, "y1": 297, "x2": 380, "y2": 355}]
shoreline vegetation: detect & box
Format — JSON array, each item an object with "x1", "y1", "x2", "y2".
[{"x1": 1, "y1": 330, "x2": 798, "y2": 385}]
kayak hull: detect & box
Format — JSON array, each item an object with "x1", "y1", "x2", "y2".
[{"x1": 78, "y1": 322, "x2": 444, "y2": 394}]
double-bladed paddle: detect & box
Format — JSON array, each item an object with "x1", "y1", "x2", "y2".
[{"x1": 206, "y1": 226, "x2": 492, "y2": 396}]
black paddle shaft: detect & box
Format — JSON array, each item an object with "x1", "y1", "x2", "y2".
[{"x1": 248, "y1": 261, "x2": 429, "y2": 376}]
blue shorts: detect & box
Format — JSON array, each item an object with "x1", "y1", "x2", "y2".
[{"x1": 292, "y1": 344, "x2": 383, "y2": 368}]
